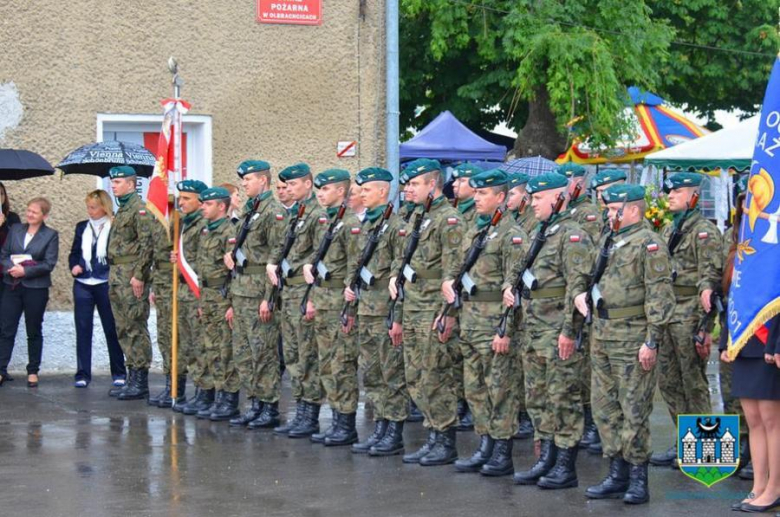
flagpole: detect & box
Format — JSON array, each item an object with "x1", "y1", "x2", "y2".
[{"x1": 169, "y1": 57, "x2": 183, "y2": 403}]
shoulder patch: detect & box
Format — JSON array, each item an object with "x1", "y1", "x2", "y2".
[
  {"x1": 228, "y1": 237, "x2": 237, "y2": 244},
  {"x1": 586, "y1": 214, "x2": 597, "y2": 222},
  {"x1": 318, "y1": 216, "x2": 328, "y2": 224},
  {"x1": 647, "y1": 243, "x2": 659, "y2": 253},
  {"x1": 698, "y1": 232, "x2": 709, "y2": 240},
  {"x1": 275, "y1": 214, "x2": 285, "y2": 221},
  {"x1": 447, "y1": 217, "x2": 459, "y2": 225},
  {"x1": 138, "y1": 209, "x2": 147, "y2": 216},
  {"x1": 350, "y1": 227, "x2": 361, "y2": 235},
  {"x1": 569, "y1": 235, "x2": 581, "y2": 243},
  {"x1": 512, "y1": 236, "x2": 524, "y2": 245},
  {"x1": 399, "y1": 229, "x2": 407, "y2": 237}
]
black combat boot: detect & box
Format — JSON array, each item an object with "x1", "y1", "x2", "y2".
[
  {"x1": 109, "y1": 369, "x2": 133, "y2": 397},
  {"x1": 353, "y1": 419, "x2": 389, "y2": 454},
  {"x1": 176, "y1": 387, "x2": 200, "y2": 414},
  {"x1": 118, "y1": 368, "x2": 149, "y2": 401},
  {"x1": 736, "y1": 437, "x2": 751, "y2": 475},
  {"x1": 288, "y1": 402, "x2": 320, "y2": 438},
  {"x1": 369, "y1": 420, "x2": 404, "y2": 456},
  {"x1": 513, "y1": 411, "x2": 533, "y2": 440},
  {"x1": 585, "y1": 456, "x2": 630, "y2": 499},
  {"x1": 273, "y1": 400, "x2": 305, "y2": 435},
  {"x1": 249, "y1": 401, "x2": 280, "y2": 429},
  {"x1": 211, "y1": 391, "x2": 240, "y2": 421},
  {"x1": 161, "y1": 376, "x2": 187, "y2": 409},
  {"x1": 184, "y1": 388, "x2": 214, "y2": 416},
  {"x1": 455, "y1": 399, "x2": 474, "y2": 431},
  {"x1": 537, "y1": 446, "x2": 579, "y2": 489},
  {"x1": 403, "y1": 429, "x2": 437, "y2": 464},
  {"x1": 513, "y1": 439, "x2": 557, "y2": 485},
  {"x1": 197, "y1": 390, "x2": 222, "y2": 419},
  {"x1": 229, "y1": 397, "x2": 264, "y2": 427},
  {"x1": 325, "y1": 412, "x2": 358, "y2": 446},
  {"x1": 623, "y1": 463, "x2": 650, "y2": 504},
  {"x1": 406, "y1": 401, "x2": 424, "y2": 423},
  {"x1": 148, "y1": 375, "x2": 170, "y2": 406},
  {"x1": 420, "y1": 427, "x2": 458, "y2": 466},
  {"x1": 311, "y1": 408, "x2": 338, "y2": 444},
  {"x1": 455, "y1": 435, "x2": 494, "y2": 473},
  {"x1": 579, "y1": 406, "x2": 600, "y2": 449},
  {"x1": 649, "y1": 444, "x2": 676, "y2": 466},
  {"x1": 480, "y1": 438, "x2": 514, "y2": 477}
]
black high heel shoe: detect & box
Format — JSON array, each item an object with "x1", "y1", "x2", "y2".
[{"x1": 27, "y1": 374, "x2": 39, "y2": 388}]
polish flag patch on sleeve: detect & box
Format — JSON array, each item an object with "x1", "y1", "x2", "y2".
[
  {"x1": 138, "y1": 209, "x2": 147, "y2": 215},
  {"x1": 318, "y1": 217, "x2": 328, "y2": 224},
  {"x1": 698, "y1": 232, "x2": 709, "y2": 240},
  {"x1": 447, "y1": 217, "x2": 459, "y2": 225},
  {"x1": 350, "y1": 227, "x2": 361, "y2": 235},
  {"x1": 275, "y1": 214, "x2": 284, "y2": 221},
  {"x1": 647, "y1": 243, "x2": 659, "y2": 253},
  {"x1": 228, "y1": 237, "x2": 237, "y2": 244},
  {"x1": 399, "y1": 229, "x2": 407, "y2": 237},
  {"x1": 569, "y1": 235, "x2": 581, "y2": 243},
  {"x1": 512, "y1": 236, "x2": 524, "y2": 245},
  {"x1": 586, "y1": 215, "x2": 597, "y2": 222}
]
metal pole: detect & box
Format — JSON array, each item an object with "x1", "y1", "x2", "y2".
[
  {"x1": 386, "y1": 0, "x2": 400, "y2": 201},
  {"x1": 168, "y1": 57, "x2": 183, "y2": 403}
]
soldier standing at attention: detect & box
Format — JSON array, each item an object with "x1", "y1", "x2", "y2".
[
  {"x1": 107, "y1": 166, "x2": 154, "y2": 401},
  {"x1": 194, "y1": 187, "x2": 239, "y2": 421},
  {"x1": 267, "y1": 163, "x2": 327, "y2": 438},
  {"x1": 574, "y1": 184, "x2": 674, "y2": 504},
  {"x1": 348, "y1": 184, "x2": 367, "y2": 222},
  {"x1": 503, "y1": 172, "x2": 591, "y2": 489},
  {"x1": 591, "y1": 170, "x2": 628, "y2": 241},
  {"x1": 508, "y1": 173, "x2": 535, "y2": 236},
  {"x1": 347, "y1": 167, "x2": 409, "y2": 456},
  {"x1": 650, "y1": 172, "x2": 722, "y2": 467},
  {"x1": 445, "y1": 169, "x2": 529, "y2": 477},
  {"x1": 225, "y1": 160, "x2": 286, "y2": 429},
  {"x1": 390, "y1": 159, "x2": 462, "y2": 466}
]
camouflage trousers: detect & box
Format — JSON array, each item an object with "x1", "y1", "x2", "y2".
[
  {"x1": 109, "y1": 279, "x2": 152, "y2": 369},
  {"x1": 511, "y1": 324, "x2": 525, "y2": 412},
  {"x1": 459, "y1": 328, "x2": 521, "y2": 440},
  {"x1": 522, "y1": 331, "x2": 584, "y2": 448},
  {"x1": 658, "y1": 319, "x2": 711, "y2": 422},
  {"x1": 316, "y1": 308, "x2": 359, "y2": 413},
  {"x1": 280, "y1": 285, "x2": 320, "y2": 403},
  {"x1": 591, "y1": 339, "x2": 657, "y2": 465},
  {"x1": 152, "y1": 281, "x2": 187, "y2": 376},
  {"x1": 232, "y1": 295, "x2": 282, "y2": 402},
  {"x1": 719, "y1": 359, "x2": 747, "y2": 438},
  {"x1": 200, "y1": 287, "x2": 238, "y2": 393},
  {"x1": 358, "y1": 316, "x2": 409, "y2": 422},
  {"x1": 450, "y1": 320, "x2": 465, "y2": 401},
  {"x1": 178, "y1": 288, "x2": 203, "y2": 387},
  {"x1": 402, "y1": 310, "x2": 458, "y2": 431},
  {"x1": 580, "y1": 330, "x2": 593, "y2": 407}
]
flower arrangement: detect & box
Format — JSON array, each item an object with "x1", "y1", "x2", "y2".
[{"x1": 644, "y1": 185, "x2": 673, "y2": 231}]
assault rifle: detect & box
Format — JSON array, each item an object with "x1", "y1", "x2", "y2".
[
  {"x1": 220, "y1": 195, "x2": 263, "y2": 299},
  {"x1": 667, "y1": 192, "x2": 700, "y2": 281},
  {"x1": 267, "y1": 202, "x2": 306, "y2": 312},
  {"x1": 693, "y1": 291, "x2": 725, "y2": 345}
]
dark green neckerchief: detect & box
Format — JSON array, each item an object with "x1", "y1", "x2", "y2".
[
  {"x1": 614, "y1": 221, "x2": 643, "y2": 236},
  {"x1": 431, "y1": 194, "x2": 446, "y2": 207},
  {"x1": 569, "y1": 195, "x2": 588, "y2": 208},
  {"x1": 458, "y1": 198, "x2": 475, "y2": 215},
  {"x1": 672, "y1": 207, "x2": 699, "y2": 226},
  {"x1": 181, "y1": 211, "x2": 202, "y2": 229},
  {"x1": 326, "y1": 205, "x2": 340, "y2": 219},
  {"x1": 365, "y1": 204, "x2": 386, "y2": 224},
  {"x1": 244, "y1": 190, "x2": 272, "y2": 212},
  {"x1": 206, "y1": 217, "x2": 228, "y2": 231},
  {"x1": 476, "y1": 213, "x2": 492, "y2": 230},
  {"x1": 534, "y1": 208, "x2": 571, "y2": 233},
  {"x1": 117, "y1": 192, "x2": 135, "y2": 207}
]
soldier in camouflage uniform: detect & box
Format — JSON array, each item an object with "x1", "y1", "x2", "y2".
[
  {"x1": 650, "y1": 172, "x2": 722, "y2": 467},
  {"x1": 508, "y1": 173, "x2": 536, "y2": 236},
  {"x1": 346, "y1": 167, "x2": 409, "y2": 456},
  {"x1": 503, "y1": 172, "x2": 591, "y2": 489},
  {"x1": 107, "y1": 166, "x2": 154, "y2": 401},
  {"x1": 389, "y1": 159, "x2": 463, "y2": 466},
  {"x1": 574, "y1": 184, "x2": 675, "y2": 504},
  {"x1": 267, "y1": 163, "x2": 327, "y2": 438},
  {"x1": 194, "y1": 187, "x2": 239, "y2": 421},
  {"x1": 304, "y1": 169, "x2": 361, "y2": 446},
  {"x1": 444, "y1": 169, "x2": 528, "y2": 477},
  {"x1": 224, "y1": 160, "x2": 286, "y2": 429},
  {"x1": 591, "y1": 170, "x2": 628, "y2": 232}
]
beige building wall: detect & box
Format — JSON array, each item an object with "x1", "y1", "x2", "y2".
[{"x1": 0, "y1": 0, "x2": 387, "y2": 308}]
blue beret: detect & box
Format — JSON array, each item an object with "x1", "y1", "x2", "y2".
[
  {"x1": 403, "y1": 159, "x2": 441, "y2": 180},
  {"x1": 176, "y1": 179, "x2": 208, "y2": 194},
  {"x1": 508, "y1": 172, "x2": 529, "y2": 188},
  {"x1": 602, "y1": 184, "x2": 646, "y2": 204},
  {"x1": 591, "y1": 169, "x2": 627, "y2": 189},
  {"x1": 199, "y1": 187, "x2": 231, "y2": 202},
  {"x1": 279, "y1": 163, "x2": 312, "y2": 181},
  {"x1": 452, "y1": 163, "x2": 483, "y2": 179},
  {"x1": 237, "y1": 160, "x2": 271, "y2": 177},
  {"x1": 664, "y1": 172, "x2": 704, "y2": 193},
  {"x1": 356, "y1": 167, "x2": 393, "y2": 185},
  {"x1": 314, "y1": 169, "x2": 351, "y2": 188},
  {"x1": 469, "y1": 169, "x2": 508, "y2": 189},
  {"x1": 108, "y1": 165, "x2": 137, "y2": 179},
  {"x1": 526, "y1": 172, "x2": 568, "y2": 194},
  {"x1": 555, "y1": 162, "x2": 587, "y2": 178}
]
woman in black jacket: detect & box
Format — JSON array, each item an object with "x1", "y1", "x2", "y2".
[
  {"x1": 69, "y1": 190, "x2": 125, "y2": 388},
  {"x1": 0, "y1": 182, "x2": 22, "y2": 300},
  {"x1": 0, "y1": 197, "x2": 59, "y2": 387}
]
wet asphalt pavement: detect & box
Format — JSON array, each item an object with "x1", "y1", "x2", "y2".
[{"x1": 0, "y1": 367, "x2": 752, "y2": 517}]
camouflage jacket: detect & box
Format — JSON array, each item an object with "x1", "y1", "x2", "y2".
[
  {"x1": 178, "y1": 211, "x2": 205, "y2": 296},
  {"x1": 505, "y1": 210, "x2": 591, "y2": 339},
  {"x1": 515, "y1": 208, "x2": 537, "y2": 236},
  {"x1": 457, "y1": 198, "x2": 477, "y2": 224},
  {"x1": 393, "y1": 195, "x2": 462, "y2": 311},
  {"x1": 195, "y1": 217, "x2": 233, "y2": 294},
  {"x1": 661, "y1": 210, "x2": 722, "y2": 322},
  {"x1": 459, "y1": 215, "x2": 528, "y2": 333},
  {"x1": 269, "y1": 193, "x2": 326, "y2": 286},
  {"x1": 231, "y1": 192, "x2": 286, "y2": 299},
  {"x1": 150, "y1": 217, "x2": 173, "y2": 286},
  {"x1": 108, "y1": 192, "x2": 153, "y2": 283},
  {"x1": 569, "y1": 195, "x2": 602, "y2": 244},
  {"x1": 309, "y1": 206, "x2": 361, "y2": 311},
  {"x1": 346, "y1": 205, "x2": 405, "y2": 319},
  {"x1": 591, "y1": 222, "x2": 675, "y2": 343}
]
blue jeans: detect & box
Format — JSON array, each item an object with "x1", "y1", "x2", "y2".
[{"x1": 74, "y1": 281, "x2": 125, "y2": 382}]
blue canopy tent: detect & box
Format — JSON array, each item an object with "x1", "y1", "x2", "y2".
[{"x1": 400, "y1": 111, "x2": 507, "y2": 163}]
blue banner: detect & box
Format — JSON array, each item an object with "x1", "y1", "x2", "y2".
[{"x1": 728, "y1": 55, "x2": 780, "y2": 357}]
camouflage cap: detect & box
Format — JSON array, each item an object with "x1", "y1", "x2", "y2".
[
  {"x1": 176, "y1": 179, "x2": 208, "y2": 194},
  {"x1": 198, "y1": 186, "x2": 231, "y2": 202},
  {"x1": 469, "y1": 168, "x2": 508, "y2": 189},
  {"x1": 664, "y1": 172, "x2": 704, "y2": 192},
  {"x1": 555, "y1": 162, "x2": 587, "y2": 178},
  {"x1": 237, "y1": 160, "x2": 271, "y2": 177},
  {"x1": 526, "y1": 172, "x2": 568, "y2": 194},
  {"x1": 508, "y1": 172, "x2": 529, "y2": 188},
  {"x1": 108, "y1": 165, "x2": 137, "y2": 179},
  {"x1": 602, "y1": 184, "x2": 646, "y2": 204},
  {"x1": 451, "y1": 163, "x2": 484, "y2": 179},
  {"x1": 591, "y1": 169, "x2": 627, "y2": 189},
  {"x1": 403, "y1": 158, "x2": 441, "y2": 180},
  {"x1": 279, "y1": 163, "x2": 312, "y2": 181},
  {"x1": 313, "y1": 169, "x2": 351, "y2": 188},
  {"x1": 355, "y1": 167, "x2": 393, "y2": 185}
]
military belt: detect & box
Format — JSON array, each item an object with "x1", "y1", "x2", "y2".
[
  {"x1": 524, "y1": 286, "x2": 566, "y2": 299},
  {"x1": 109, "y1": 255, "x2": 138, "y2": 265},
  {"x1": 465, "y1": 291, "x2": 503, "y2": 303},
  {"x1": 673, "y1": 285, "x2": 698, "y2": 297},
  {"x1": 415, "y1": 269, "x2": 443, "y2": 280},
  {"x1": 597, "y1": 305, "x2": 645, "y2": 320},
  {"x1": 364, "y1": 278, "x2": 390, "y2": 291},
  {"x1": 286, "y1": 275, "x2": 307, "y2": 286},
  {"x1": 155, "y1": 261, "x2": 173, "y2": 271},
  {"x1": 237, "y1": 265, "x2": 265, "y2": 275},
  {"x1": 201, "y1": 276, "x2": 228, "y2": 288},
  {"x1": 318, "y1": 277, "x2": 345, "y2": 289}
]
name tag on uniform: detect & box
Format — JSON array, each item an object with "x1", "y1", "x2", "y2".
[
  {"x1": 614, "y1": 239, "x2": 627, "y2": 249},
  {"x1": 487, "y1": 231, "x2": 498, "y2": 241},
  {"x1": 251, "y1": 213, "x2": 260, "y2": 222},
  {"x1": 420, "y1": 219, "x2": 432, "y2": 232},
  {"x1": 546, "y1": 224, "x2": 560, "y2": 236}
]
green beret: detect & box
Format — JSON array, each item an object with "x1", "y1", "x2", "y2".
[
  {"x1": 508, "y1": 172, "x2": 529, "y2": 188},
  {"x1": 735, "y1": 174, "x2": 748, "y2": 196},
  {"x1": 526, "y1": 172, "x2": 568, "y2": 194},
  {"x1": 279, "y1": 163, "x2": 311, "y2": 181},
  {"x1": 452, "y1": 163, "x2": 483, "y2": 179},
  {"x1": 313, "y1": 169, "x2": 351, "y2": 188},
  {"x1": 356, "y1": 167, "x2": 393, "y2": 185},
  {"x1": 403, "y1": 159, "x2": 441, "y2": 180},
  {"x1": 555, "y1": 162, "x2": 587, "y2": 178},
  {"x1": 602, "y1": 184, "x2": 646, "y2": 204},
  {"x1": 237, "y1": 160, "x2": 271, "y2": 177},
  {"x1": 176, "y1": 179, "x2": 208, "y2": 194},
  {"x1": 664, "y1": 172, "x2": 704, "y2": 193},
  {"x1": 469, "y1": 169, "x2": 508, "y2": 189},
  {"x1": 108, "y1": 165, "x2": 137, "y2": 179},
  {"x1": 399, "y1": 172, "x2": 409, "y2": 185},
  {"x1": 199, "y1": 187, "x2": 231, "y2": 202},
  {"x1": 591, "y1": 169, "x2": 627, "y2": 189}
]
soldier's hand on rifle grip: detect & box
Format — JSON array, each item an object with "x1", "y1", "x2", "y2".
[
  {"x1": 441, "y1": 279, "x2": 456, "y2": 304},
  {"x1": 224, "y1": 252, "x2": 235, "y2": 271},
  {"x1": 266, "y1": 264, "x2": 279, "y2": 287},
  {"x1": 492, "y1": 334, "x2": 510, "y2": 355},
  {"x1": 502, "y1": 287, "x2": 515, "y2": 308},
  {"x1": 574, "y1": 292, "x2": 589, "y2": 317},
  {"x1": 304, "y1": 300, "x2": 316, "y2": 321},
  {"x1": 341, "y1": 315, "x2": 355, "y2": 334},
  {"x1": 130, "y1": 277, "x2": 144, "y2": 299},
  {"x1": 700, "y1": 288, "x2": 713, "y2": 313},
  {"x1": 638, "y1": 344, "x2": 657, "y2": 371},
  {"x1": 695, "y1": 332, "x2": 711, "y2": 360},
  {"x1": 258, "y1": 300, "x2": 272, "y2": 323},
  {"x1": 434, "y1": 316, "x2": 455, "y2": 343},
  {"x1": 344, "y1": 286, "x2": 357, "y2": 302},
  {"x1": 389, "y1": 322, "x2": 403, "y2": 347},
  {"x1": 558, "y1": 334, "x2": 575, "y2": 360},
  {"x1": 303, "y1": 264, "x2": 315, "y2": 285},
  {"x1": 225, "y1": 307, "x2": 234, "y2": 330},
  {"x1": 389, "y1": 276, "x2": 399, "y2": 300}
]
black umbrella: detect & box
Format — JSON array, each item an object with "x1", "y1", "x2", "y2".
[
  {"x1": 57, "y1": 140, "x2": 156, "y2": 177},
  {"x1": 0, "y1": 149, "x2": 56, "y2": 181}
]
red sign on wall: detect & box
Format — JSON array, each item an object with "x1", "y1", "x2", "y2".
[{"x1": 257, "y1": 0, "x2": 322, "y2": 26}]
